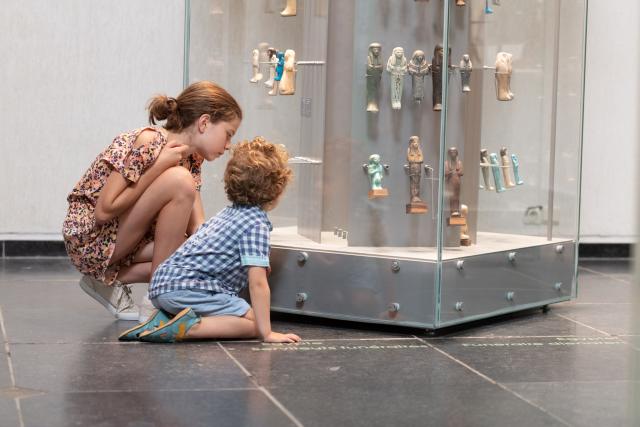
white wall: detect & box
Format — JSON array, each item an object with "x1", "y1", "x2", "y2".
[
  {"x1": 0, "y1": 0, "x2": 184, "y2": 240},
  {"x1": 0, "y1": 0, "x2": 637, "y2": 245},
  {"x1": 580, "y1": 0, "x2": 639, "y2": 243}
]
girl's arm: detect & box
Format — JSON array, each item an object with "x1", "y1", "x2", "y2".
[
  {"x1": 95, "y1": 138, "x2": 189, "y2": 224},
  {"x1": 248, "y1": 267, "x2": 300, "y2": 343},
  {"x1": 186, "y1": 192, "x2": 205, "y2": 236}
]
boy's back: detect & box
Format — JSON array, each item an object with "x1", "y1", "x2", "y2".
[{"x1": 150, "y1": 204, "x2": 272, "y2": 299}]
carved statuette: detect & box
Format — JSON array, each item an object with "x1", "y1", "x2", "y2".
[
  {"x1": 511, "y1": 153, "x2": 524, "y2": 185},
  {"x1": 459, "y1": 54, "x2": 472, "y2": 93},
  {"x1": 479, "y1": 149, "x2": 494, "y2": 191},
  {"x1": 500, "y1": 147, "x2": 516, "y2": 188},
  {"x1": 445, "y1": 147, "x2": 465, "y2": 226},
  {"x1": 460, "y1": 204, "x2": 471, "y2": 246},
  {"x1": 281, "y1": 0, "x2": 296, "y2": 16},
  {"x1": 249, "y1": 49, "x2": 263, "y2": 83},
  {"x1": 495, "y1": 52, "x2": 514, "y2": 101},
  {"x1": 365, "y1": 154, "x2": 389, "y2": 199},
  {"x1": 431, "y1": 44, "x2": 445, "y2": 111},
  {"x1": 408, "y1": 50, "x2": 430, "y2": 104},
  {"x1": 264, "y1": 47, "x2": 277, "y2": 89},
  {"x1": 406, "y1": 136, "x2": 428, "y2": 214},
  {"x1": 279, "y1": 49, "x2": 296, "y2": 95},
  {"x1": 386, "y1": 47, "x2": 408, "y2": 110},
  {"x1": 366, "y1": 43, "x2": 383, "y2": 112},
  {"x1": 489, "y1": 152, "x2": 505, "y2": 193},
  {"x1": 268, "y1": 51, "x2": 285, "y2": 96}
]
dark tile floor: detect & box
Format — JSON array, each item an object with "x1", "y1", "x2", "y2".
[{"x1": 0, "y1": 258, "x2": 638, "y2": 426}]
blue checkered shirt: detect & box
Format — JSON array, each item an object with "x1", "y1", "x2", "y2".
[{"x1": 149, "y1": 205, "x2": 272, "y2": 299}]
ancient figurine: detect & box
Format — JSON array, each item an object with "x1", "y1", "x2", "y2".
[
  {"x1": 268, "y1": 51, "x2": 285, "y2": 96},
  {"x1": 366, "y1": 43, "x2": 383, "y2": 112},
  {"x1": 406, "y1": 136, "x2": 428, "y2": 214},
  {"x1": 386, "y1": 47, "x2": 408, "y2": 110},
  {"x1": 489, "y1": 152, "x2": 505, "y2": 193},
  {"x1": 495, "y1": 52, "x2": 514, "y2": 101},
  {"x1": 430, "y1": 44, "x2": 449, "y2": 111},
  {"x1": 500, "y1": 147, "x2": 516, "y2": 188},
  {"x1": 460, "y1": 204, "x2": 471, "y2": 246},
  {"x1": 456, "y1": 0, "x2": 466, "y2": 6},
  {"x1": 365, "y1": 154, "x2": 389, "y2": 199},
  {"x1": 408, "y1": 50, "x2": 429, "y2": 104},
  {"x1": 485, "y1": 0, "x2": 494, "y2": 14},
  {"x1": 445, "y1": 147, "x2": 465, "y2": 225},
  {"x1": 279, "y1": 49, "x2": 296, "y2": 95},
  {"x1": 264, "y1": 47, "x2": 277, "y2": 89},
  {"x1": 511, "y1": 153, "x2": 524, "y2": 185},
  {"x1": 459, "y1": 54, "x2": 472, "y2": 93},
  {"x1": 281, "y1": 0, "x2": 296, "y2": 16},
  {"x1": 249, "y1": 49, "x2": 263, "y2": 83},
  {"x1": 480, "y1": 149, "x2": 494, "y2": 191}
]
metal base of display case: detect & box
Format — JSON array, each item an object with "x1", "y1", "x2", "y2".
[{"x1": 269, "y1": 240, "x2": 575, "y2": 330}]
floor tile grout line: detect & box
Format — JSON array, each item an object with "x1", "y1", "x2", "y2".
[
  {"x1": 551, "y1": 313, "x2": 613, "y2": 336},
  {"x1": 258, "y1": 386, "x2": 305, "y2": 427},
  {"x1": 0, "y1": 306, "x2": 25, "y2": 427},
  {"x1": 413, "y1": 335, "x2": 573, "y2": 427},
  {"x1": 578, "y1": 266, "x2": 632, "y2": 284},
  {"x1": 0, "y1": 307, "x2": 17, "y2": 387},
  {"x1": 217, "y1": 343, "x2": 304, "y2": 427}
]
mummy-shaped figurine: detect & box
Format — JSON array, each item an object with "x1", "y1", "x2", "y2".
[
  {"x1": 431, "y1": 44, "x2": 444, "y2": 111},
  {"x1": 366, "y1": 43, "x2": 383, "y2": 112},
  {"x1": 281, "y1": 0, "x2": 296, "y2": 16},
  {"x1": 264, "y1": 47, "x2": 277, "y2": 89},
  {"x1": 406, "y1": 136, "x2": 428, "y2": 214},
  {"x1": 445, "y1": 147, "x2": 465, "y2": 225},
  {"x1": 386, "y1": 47, "x2": 408, "y2": 110},
  {"x1": 480, "y1": 149, "x2": 494, "y2": 191},
  {"x1": 495, "y1": 52, "x2": 514, "y2": 101},
  {"x1": 459, "y1": 54, "x2": 472, "y2": 93},
  {"x1": 249, "y1": 49, "x2": 263, "y2": 83},
  {"x1": 511, "y1": 153, "x2": 524, "y2": 185},
  {"x1": 460, "y1": 204, "x2": 471, "y2": 246},
  {"x1": 408, "y1": 50, "x2": 429, "y2": 104},
  {"x1": 489, "y1": 153, "x2": 506, "y2": 193},
  {"x1": 485, "y1": 0, "x2": 494, "y2": 14},
  {"x1": 500, "y1": 147, "x2": 516, "y2": 188},
  {"x1": 279, "y1": 49, "x2": 296, "y2": 95},
  {"x1": 268, "y1": 51, "x2": 285, "y2": 96},
  {"x1": 365, "y1": 154, "x2": 389, "y2": 199}
]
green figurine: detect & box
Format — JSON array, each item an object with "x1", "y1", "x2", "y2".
[{"x1": 365, "y1": 154, "x2": 389, "y2": 199}]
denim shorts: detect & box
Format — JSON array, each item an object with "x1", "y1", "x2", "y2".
[{"x1": 151, "y1": 288, "x2": 251, "y2": 317}]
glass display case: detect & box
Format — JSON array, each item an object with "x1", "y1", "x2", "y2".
[{"x1": 185, "y1": 0, "x2": 588, "y2": 329}]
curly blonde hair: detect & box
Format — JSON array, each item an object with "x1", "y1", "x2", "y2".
[{"x1": 224, "y1": 137, "x2": 292, "y2": 210}]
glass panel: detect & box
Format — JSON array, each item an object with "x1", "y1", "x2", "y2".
[{"x1": 440, "y1": 0, "x2": 587, "y2": 259}]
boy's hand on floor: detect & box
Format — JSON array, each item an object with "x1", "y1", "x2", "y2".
[{"x1": 264, "y1": 331, "x2": 301, "y2": 343}]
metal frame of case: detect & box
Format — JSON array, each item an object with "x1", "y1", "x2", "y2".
[{"x1": 184, "y1": 0, "x2": 588, "y2": 330}]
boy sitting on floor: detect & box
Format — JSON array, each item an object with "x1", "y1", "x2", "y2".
[{"x1": 119, "y1": 137, "x2": 301, "y2": 343}]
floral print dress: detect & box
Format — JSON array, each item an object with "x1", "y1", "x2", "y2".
[{"x1": 62, "y1": 127, "x2": 203, "y2": 285}]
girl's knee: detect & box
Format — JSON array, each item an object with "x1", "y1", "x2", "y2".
[{"x1": 160, "y1": 167, "x2": 196, "y2": 199}]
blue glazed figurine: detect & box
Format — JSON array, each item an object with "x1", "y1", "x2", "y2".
[
  {"x1": 511, "y1": 154, "x2": 524, "y2": 185},
  {"x1": 484, "y1": 0, "x2": 493, "y2": 14},
  {"x1": 268, "y1": 51, "x2": 285, "y2": 96},
  {"x1": 489, "y1": 153, "x2": 505, "y2": 193},
  {"x1": 365, "y1": 154, "x2": 389, "y2": 199}
]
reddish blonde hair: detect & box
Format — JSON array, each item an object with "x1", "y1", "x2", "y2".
[
  {"x1": 224, "y1": 137, "x2": 292, "y2": 209},
  {"x1": 147, "y1": 81, "x2": 242, "y2": 131}
]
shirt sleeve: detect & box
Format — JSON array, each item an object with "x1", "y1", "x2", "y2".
[
  {"x1": 238, "y1": 222, "x2": 271, "y2": 267},
  {"x1": 101, "y1": 131, "x2": 163, "y2": 184}
]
